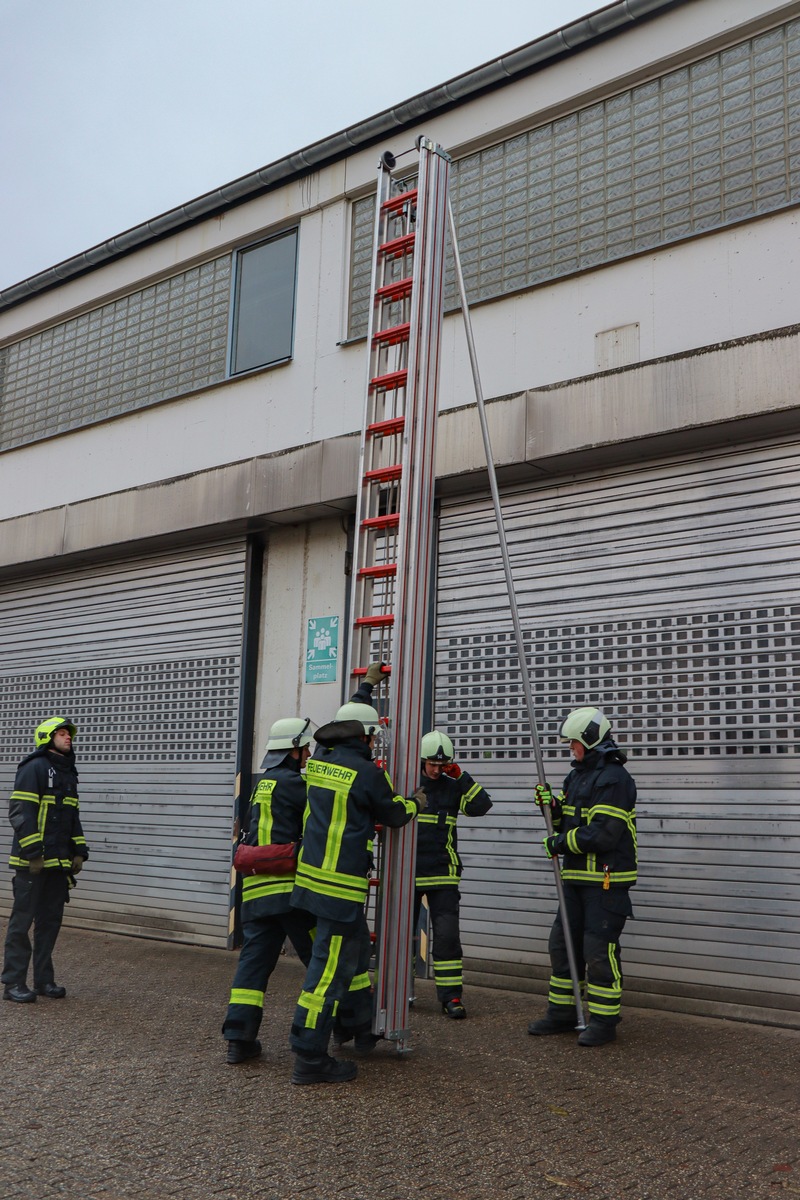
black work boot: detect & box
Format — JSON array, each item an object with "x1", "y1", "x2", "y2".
[
  {"x1": 578, "y1": 1021, "x2": 617, "y2": 1047},
  {"x1": 36, "y1": 983, "x2": 66, "y2": 999},
  {"x1": 527, "y1": 1015, "x2": 575, "y2": 1036},
  {"x1": 291, "y1": 1054, "x2": 357, "y2": 1085},
  {"x1": 226, "y1": 1039, "x2": 262, "y2": 1064},
  {"x1": 352, "y1": 1031, "x2": 380, "y2": 1055},
  {"x1": 3, "y1": 984, "x2": 37, "y2": 1004},
  {"x1": 442, "y1": 997, "x2": 467, "y2": 1020}
]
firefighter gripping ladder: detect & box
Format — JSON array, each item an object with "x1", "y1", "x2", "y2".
[{"x1": 345, "y1": 138, "x2": 451, "y2": 1052}]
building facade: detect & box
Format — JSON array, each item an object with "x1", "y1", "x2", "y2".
[{"x1": 1, "y1": 0, "x2": 798, "y2": 1023}]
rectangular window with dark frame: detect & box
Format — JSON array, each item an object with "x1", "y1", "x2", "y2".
[{"x1": 230, "y1": 229, "x2": 298, "y2": 375}]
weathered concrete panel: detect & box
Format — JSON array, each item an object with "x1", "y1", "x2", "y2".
[{"x1": 526, "y1": 327, "x2": 800, "y2": 464}]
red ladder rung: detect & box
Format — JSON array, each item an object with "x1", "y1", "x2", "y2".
[
  {"x1": 375, "y1": 277, "x2": 413, "y2": 303},
  {"x1": 355, "y1": 614, "x2": 395, "y2": 628},
  {"x1": 379, "y1": 232, "x2": 415, "y2": 259},
  {"x1": 372, "y1": 322, "x2": 410, "y2": 347},
  {"x1": 367, "y1": 416, "x2": 405, "y2": 438},
  {"x1": 364, "y1": 465, "x2": 402, "y2": 484},
  {"x1": 369, "y1": 369, "x2": 407, "y2": 393},
  {"x1": 381, "y1": 189, "x2": 417, "y2": 214},
  {"x1": 361, "y1": 514, "x2": 400, "y2": 530},
  {"x1": 356, "y1": 564, "x2": 397, "y2": 579}
]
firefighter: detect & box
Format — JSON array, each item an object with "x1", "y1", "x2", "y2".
[
  {"x1": 2, "y1": 717, "x2": 89, "y2": 1003},
  {"x1": 288, "y1": 664, "x2": 426, "y2": 1085},
  {"x1": 414, "y1": 731, "x2": 492, "y2": 1018},
  {"x1": 222, "y1": 716, "x2": 317, "y2": 1064},
  {"x1": 528, "y1": 707, "x2": 637, "y2": 1047}
]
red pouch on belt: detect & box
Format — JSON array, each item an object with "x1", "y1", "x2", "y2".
[{"x1": 233, "y1": 841, "x2": 298, "y2": 876}]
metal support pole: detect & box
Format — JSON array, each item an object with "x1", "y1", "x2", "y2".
[{"x1": 446, "y1": 200, "x2": 587, "y2": 1029}]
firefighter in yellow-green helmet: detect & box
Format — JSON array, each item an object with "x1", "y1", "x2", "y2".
[
  {"x1": 2, "y1": 717, "x2": 89, "y2": 1003},
  {"x1": 528, "y1": 707, "x2": 637, "y2": 1047},
  {"x1": 414, "y1": 730, "x2": 493, "y2": 1019}
]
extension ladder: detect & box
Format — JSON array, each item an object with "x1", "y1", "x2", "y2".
[{"x1": 345, "y1": 137, "x2": 451, "y2": 1051}]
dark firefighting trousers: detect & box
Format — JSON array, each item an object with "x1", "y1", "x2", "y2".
[
  {"x1": 223, "y1": 908, "x2": 316, "y2": 1044},
  {"x1": 546, "y1": 883, "x2": 633, "y2": 1026},
  {"x1": 1, "y1": 870, "x2": 69, "y2": 990},
  {"x1": 414, "y1": 886, "x2": 463, "y2": 1003},
  {"x1": 289, "y1": 911, "x2": 372, "y2": 1058}
]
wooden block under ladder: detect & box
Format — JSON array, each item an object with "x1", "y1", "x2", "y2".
[
  {"x1": 364, "y1": 465, "x2": 402, "y2": 484},
  {"x1": 369, "y1": 369, "x2": 407, "y2": 394},
  {"x1": 378, "y1": 232, "x2": 415, "y2": 259},
  {"x1": 381, "y1": 188, "x2": 418, "y2": 214},
  {"x1": 372, "y1": 322, "x2": 410, "y2": 348}
]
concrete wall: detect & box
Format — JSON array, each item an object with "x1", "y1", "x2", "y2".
[
  {"x1": 2, "y1": 325, "x2": 799, "y2": 578},
  {"x1": 254, "y1": 517, "x2": 349, "y2": 766}
]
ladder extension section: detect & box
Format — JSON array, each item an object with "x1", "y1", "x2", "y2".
[{"x1": 346, "y1": 138, "x2": 451, "y2": 1051}]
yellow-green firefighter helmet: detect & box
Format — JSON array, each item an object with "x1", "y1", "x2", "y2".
[
  {"x1": 420, "y1": 730, "x2": 454, "y2": 762},
  {"x1": 559, "y1": 707, "x2": 611, "y2": 749},
  {"x1": 34, "y1": 717, "x2": 77, "y2": 749}
]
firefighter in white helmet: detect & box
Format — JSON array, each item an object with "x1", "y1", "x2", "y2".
[
  {"x1": 528, "y1": 707, "x2": 637, "y2": 1047},
  {"x1": 222, "y1": 716, "x2": 317, "y2": 1064},
  {"x1": 288, "y1": 664, "x2": 426, "y2": 1085},
  {"x1": 415, "y1": 730, "x2": 492, "y2": 1019}
]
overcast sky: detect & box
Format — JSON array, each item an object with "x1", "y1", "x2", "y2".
[{"x1": 1, "y1": 0, "x2": 597, "y2": 291}]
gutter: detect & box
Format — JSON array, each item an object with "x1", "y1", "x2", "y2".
[{"x1": 0, "y1": 0, "x2": 680, "y2": 313}]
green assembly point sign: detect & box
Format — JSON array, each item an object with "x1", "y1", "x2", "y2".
[{"x1": 306, "y1": 616, "x2": 339, "y2": 683}]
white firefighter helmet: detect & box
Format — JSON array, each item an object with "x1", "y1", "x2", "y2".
[
  {"x1": 559, "y1": 707, "x2": 611, "y2": 749},
  {"x1": 266, "y1": 717, "x2": 312, "y2": 751},
  {"x1": 420, "y1": 730, "x2": 454, "y2": 762},
  {"x1": 335, "y1": 702, "x2": 381, "y2": 736}
]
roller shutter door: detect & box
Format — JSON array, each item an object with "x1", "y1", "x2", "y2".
[
  {"x1": 0, "y1": 540, "x2": 246, "y2": 947},
  {"x1": 436, "y1": 436, "x2": 800, "y2": 1024}
]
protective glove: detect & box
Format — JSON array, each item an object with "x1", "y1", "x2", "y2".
[
  {"x1": 411, "y1": 787, "x2": 428, "y2": 813},
  {"x1": 542, "y1": 834, "x2": 565, "y2": 859},
  {"x1": 534, "y1": 783, "x2": 555, "y2": 808},
  {"x1": 71, "y1": 856, "x2": 84, "y2": 875},
  {"x1": 364, "y1": 662, "x2": 387, "y2": 687},
  {"x1": 28, "y1": 856, "x2": 44, "y2": 875},
  {"x1": 443, "y1": 762, "x2": 462, "y2": 780}
]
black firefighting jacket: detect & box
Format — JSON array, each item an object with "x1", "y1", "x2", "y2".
[
  {"x1": 415, "y1": 768, "x2": 492, "y2": 890},
  {"x1": 240, "y1": 757, "x2": 307, "y2": 919},
  {"x1": 8, "y1": 747, "x2": 89, "y2": 871},
  {"x1": 291, "y1": 721, "x2": 417, "y2": 923},
  {"x1": 550, "y1": 738, "x2": 637, "y2": 889}
]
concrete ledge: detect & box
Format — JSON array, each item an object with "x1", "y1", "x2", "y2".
[{"x1": 527, "y1": 324, "x2": 800, "y2": 467}]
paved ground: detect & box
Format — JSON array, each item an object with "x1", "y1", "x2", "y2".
[{"x1": 0, "y1": 927, "x2": 797, "y2": 1200}]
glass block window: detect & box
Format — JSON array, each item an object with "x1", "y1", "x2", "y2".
[
  {"x1": 435, "y1": 606, "x2": 800, "y2": 760},
  {"x1": 230, "y1": 229, "x2": 298, "y2": 375},
  {"x1": 0, "y1": 257, "x2": 232, "y2": 451},
  {"x1": 1, "y1": 657, "x2": 240, "y2": 765},
  {"x1": 349, "y1": 19, "x2": 800, "y2": 338}
]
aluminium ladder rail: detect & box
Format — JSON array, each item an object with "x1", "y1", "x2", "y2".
[{"x1": 345, "y1": 137, "x2": 451, "y2": 1052}]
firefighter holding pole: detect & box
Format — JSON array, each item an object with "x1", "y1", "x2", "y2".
[{"x1": 528, "y1": 708, "x2": 637, "y2": 1047}]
